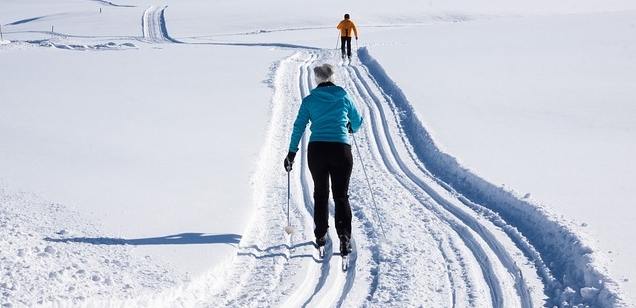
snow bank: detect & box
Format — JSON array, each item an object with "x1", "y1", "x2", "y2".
[
  {"x1": 0, "y1": 184, "x2": 188, "y2": 307},
  {"x1": 358, "y1": 47, "x2": 628, "y2": 308}
]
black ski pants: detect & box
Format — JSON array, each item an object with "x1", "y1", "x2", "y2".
[
  {"x1": 341, "y1": 36, "x2": 352, "y2": 58},
  {"x1": 307, "y1": 141, "x2": 353, "y2": 240}
]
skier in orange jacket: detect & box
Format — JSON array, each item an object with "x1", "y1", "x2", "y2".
[{"x1": 337, "y1": 13, "x2": 358, "y2": 59}]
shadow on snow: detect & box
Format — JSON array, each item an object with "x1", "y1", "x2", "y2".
[{"x1": 44, "y1": 232, "x2": 241, "y2": 246}]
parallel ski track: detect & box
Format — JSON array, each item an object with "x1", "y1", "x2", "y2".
[
  {"x1": 339, "y1": 57, "x2": 536, "y2": 307},
  {"x1": 141, "y1": 5, "x2": 179, "y2": 43}
]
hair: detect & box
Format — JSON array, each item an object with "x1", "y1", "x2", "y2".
[
  {"x1": 344, "y1": 14, "x2": 350, "y2": 19},
  {"x1": 313, "y1": 64, "x2": 335, "y2": 84}
]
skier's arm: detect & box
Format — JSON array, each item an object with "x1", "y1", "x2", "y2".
[
  {"x1": 288, "y1": 104, "x2": 309, "y2": 152},
  {"x1": 346, "y1": 96, "x2": 363, "y2": 133}
]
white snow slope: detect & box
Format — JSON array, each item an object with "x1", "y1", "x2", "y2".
[{"x1": 1, "y1": 0, "x2": 635, "y2": 307}]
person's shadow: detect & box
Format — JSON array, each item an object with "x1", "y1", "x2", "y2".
[{"x1": 44, "y1": 232, "x2": 242, "y2": 246}]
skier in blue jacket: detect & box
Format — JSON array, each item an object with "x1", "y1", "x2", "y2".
[{"x1": 284, "y1": 63, "x2": 363, "y2": 257}]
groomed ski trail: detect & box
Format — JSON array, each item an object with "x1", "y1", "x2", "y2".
[
  {"x1": 142, "y1": 5, "x2": 179, "y2": 43},
  {"x1": 160, "y1": 48, "x2": 543, "y2": 307}
]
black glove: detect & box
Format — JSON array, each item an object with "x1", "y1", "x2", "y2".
[
  {"x1": 346, "y1": 122, "x2": 353, "y2": 133},
  {"x1": 284, "y1": 152, "x2": 296, "y2": 171}
]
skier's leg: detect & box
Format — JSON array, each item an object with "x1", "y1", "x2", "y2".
[
  {"x1": 312, "y1": 189, "x2": 329, "y2": 240},
  {"x1": 308, "y1": 143, "x2": 330, "y2": 239},
  {"x1": 346, "y1": 37, "x2": 352, "y2": 58},
  {"x1": 334, "y1": 196, "x2": 352, "y2": 238},
  {"x1": 340, "y1": 37, "x2": 347, "y2": 58},
  {"x1": 330, "y1": 144, "x2": 353, "y2": 239}
]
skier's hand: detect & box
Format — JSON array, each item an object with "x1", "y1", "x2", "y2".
[
  {"x1": 346, "y1": 122, "x2": 353, "y2": 133},
  {"x1": 355, "y1": 37, "x2": 358, "y2": 40},
  {"x1": 284, "y1": 152, "x2": 296, "y2": 172}
]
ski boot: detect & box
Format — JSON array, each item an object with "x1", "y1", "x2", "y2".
[
  {"x1": 339, "y1": 235, "x2": 352, "y2": 271},
  {"x1": 316, "y1": 233, "x2": 327, "y2": 258}
]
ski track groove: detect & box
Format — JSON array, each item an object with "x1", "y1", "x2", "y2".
[
  {"x1": 346, "y1": 61, "x2": 510, "y2": 303},
  {"x1": 341, "y1": 60, "x2": 491, "y2": 306},
  {"x1": 344, "y1": 58, "x2": 538, "y2": 307}
]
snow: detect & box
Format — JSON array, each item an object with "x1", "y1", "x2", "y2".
[{"x1": 1, "y1": 0, "x2": 636, "y2": 307}]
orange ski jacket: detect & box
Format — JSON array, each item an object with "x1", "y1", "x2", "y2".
[{"x1": 337, "y1": 19, "x2": 358, "y2": 38}]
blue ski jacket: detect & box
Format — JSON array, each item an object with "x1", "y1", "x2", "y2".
[{"x1": 288, "y1": 82, "x2": 363, "y2": 153}]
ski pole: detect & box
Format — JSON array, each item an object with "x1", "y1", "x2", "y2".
[
  {"x1": 284, "y1": 169, "x2": 295, "y2": 234},
  {"x1": 351, "y1": 132, "x2": 387, "y2": 241}
]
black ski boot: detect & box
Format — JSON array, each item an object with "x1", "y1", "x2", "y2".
[
  {"x1": 316, "y1": 233, "x2": 327, "y2": 258},
  {"x1": 316, "y1": 233, "x2": 327, "y2": 247},
  {"x1": 339, "y1": 235, "x2": 352, "y2": 256}
]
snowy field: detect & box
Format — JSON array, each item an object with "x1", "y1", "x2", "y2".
[{"x1": 1, "y1": 0, "x2": 636, "y2": 307}]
